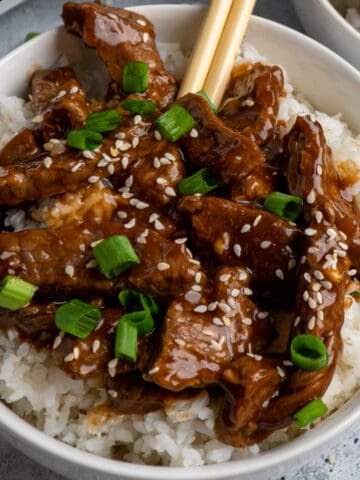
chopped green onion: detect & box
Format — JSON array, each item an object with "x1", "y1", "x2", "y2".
[
  {"x1": 121, "y1": 310, "x2": 154, "y2": 336},
  {"x1": 293, "y1": 398, "x2": 328, "y2": 428},
  {"x1": 55, "y1": 299, "x2": 100, "y2": 339},
  {"x1": 121, "y1": 99, "x2": 155, "y2": 117},
  {"x1": 92, "y1": 235, "x2": 140, "y2": 279},
  {"x1": 155, "y1": 104, "x2": 196, "y2": 142},
  {"x1": 263, "y1": 191, "x2": 302, "y2": 221},
  {"x1": 0, "y1": 275, "x2": 38, "y2": 311},
  {"x1": 118, "y1": 289, "x2": 160, "y2": 315},
  {"x1": 196, "y1": 89, "x2": 218, "y2": 113},
  {"x1": 115, "y1": 318, "x2": 138, "y2": 362},
  {"x1": 67, "y1": 129, "x2": 103, "y2": 151},
  {"x1": 177, "y1": 168, "x2": 218, "y2": 195},
  {"x1": 25, "y1": 32, "x2": 40, "y2": 42},
  {"x1": 290, "y1": 334, "x2": 328, "y2": 371},
  {"x1": 351, "y1": 290, "x2": 360, "y2": 298},
  {"x1": 122, "y1": 61, "x2": 149, "y2": 93},
  {"x1": 85, "y1": 110, "x2": 122, "y2": 133}
]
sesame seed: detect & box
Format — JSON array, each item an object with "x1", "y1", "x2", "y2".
[
  {"x1": 317, "y1": 310, "x2": 324, "y2": 322},
  {"x1": 157, "y1": 262, "x2": 170, "y2": 271},
  {"x1": 277, "y1": 366, "x2": 286, "y2": 378},
  {"x1": 210, "y1": 339, "x2": 222, "y2": 351},
  {"x1": 53, "y1": 336, "x2": 62, "y2": 349},
  {"x1": 32, "y1": 114, "x2": 44, "y2": 123},
  {"x1": 308, "y1": 297, "x2": 317, "y2": 309},
  {"x1": 108, "y1": 13, "x2": 118, "y2": 20},
  {"x1": 108, "y1": 389, "x2": 118, "y2": 398},
  {"x1": 304, "y1": 272, "x2": 311, "y2": 283},
  {"x1": 227, "y1": 297, "x2": 236, "y2": 309},
  {"x1": 294, "y1": 316, "x2": 301, "y2": 327},
  {"x1": 190, "y1": 128, "x2": 199, "y2": 138},
  {"x1": 175, "y1": 237, "x2": 188, "y2": 245},
  {"x1": 134, "y1": 115, "x2": 142, "y2": 125},
  {"x1": 174, "y1": 338, "x2": 185, "y2": 347},
  {"x1": 124, "y1": 218, "x2": 136, "y2": 229},
  {"x1": 207, "y1": 301, "x2": 218, "y2": 311},
  {"x1": 64, "y1": 353, "x2": 74, "y2": 362},
  {"x1": 326, "y1": 228, "x2": 337, "y2": 239},
  {"x1": 334, "y1": 249, "x2": 346, "y2": 258},
  {"x1": 108, "y1": 367, "x2": 116, "y2": 378},
  {"x1": 86, "y1": 259, "x2": 97, "y2": 269},
  {"x1": 233, "y1": 244, "x2": 242, "y2": 257},
  {"x1": 90, "y1": 239, "x2": 103, "y2": 247},
  {"x1": 315, "y1": 211, "x2": 323, "y2": 224},
  {"x1": 322, "y1": 280, "x2": 332, "y2": 290},
  {"x1": 121, "y1": 156, "x2": 129, "y2": 169},
  {"x1": 338, "y1": 242, "x2": 348, "y2": 251},
  {"x1": 189, "y1": 258, "x2": 200, "y2": 265},
  {"x1": 148, "y1": 366, "x2": 161, "y2": 374},
  {"x1": 316, "y1": 165, "x2": 323, "y2": 175},
  {"x1": 305, "y1": 228, "x2": 317, "y2": 236},
  {"x1": 43, "y1": 156, "x2": 52, "y2": 168},
  {"x1": 73, "y1": 347, "x2": 80, "y2": 360},
  {"x1": 136, "y1": 200, "x2": 149, "y2": 210},
  {"x1": 195, "y1": 272, "x2": 202, "y2": 284},
  {"x1": 308, "y1": 247, "x2": 319, "y2": 254},
  {"x1": 223, "y1": 317, "x2": 231, "y2": 327},
  {"x1": 238, "y1": 271, "x2": 248, "y2": 281},
  {"x1": 92, "y1": 339, "x2": 101, "y2": 353},
  {"x1": 156, "y1": 177, "x2": 168, "y2": 185},
  {"x1": 212, "y1": 317, "x2": 224, "y2": 326},
  {"x1": 117, "y1": 211, "x2": 127, "y2": 219},
  {"x1": 83, "y1": 150, "x2": 96, "y2": 159},
  {"x1": 192, "y1": 285, "x2": 202, "y2": 292},
  {"x1": 231, "y1": 288, "x2": 240, "y2": 297},
  {"x1": 243, "y1": 287, "x2": 253, "y2": 296},
  {"x1": 165, "y1": 186, "x2": 177, "y2": 197},
  {"x1": 316, "y1": 292, "x2": 323, "y2": 304},
  {"x1": 154, "y1": 130, "x2": 162, "y2": 141},
  {"x1": 132, "y1": 136, "x2": 139, "y2": 148},
  {"x1": 65, "y1": 265, "x2": 75, "y2": 277},
  {"x1": 220, "y1": 273, "x2": 231, "y2": 282},
  {"x1": 303, "y1": 290, "x2": 309, "y2": 301},
  {"x1": 253, "y1": 215, "x2": 262, "y2": 227},
  {"x1": 194, "y1": 305, "x2": 207, "y2": 313},
  {"x1": 143, "y1": 32, "x2": 149, "y2": 43},
  {"x1": 88, "y1": 175, "x2": 100, "y2": 184},
  {"x1": 116, "y1": 132, "x2": 126, "y2": 139},
  {"x1": 160, "y1": 157, "x2": 171, "y2": 165},
  {"x1": 349, "y1": 269, "x2": 357, "y2": 277},
  {"x1": 218, "y1": 302, "x2": 231, "y2": 313},
  {"x1": 107, "y1": 164, "x2": 115, "y2": 175},
  {"x1": 306, "y1": 190, "x2": 316, "y2": 204},
  {"x1": 312, "y1": 282, "x2": 321, "y2": 292},
  {"x1": 71, "y1": 162, "x2": 82, "y2": 173},
  {"x1": 108, "y1": 358, "x2": 118, "y2": 369},
  {"x1": 125, "y1": 175, "x2": 133, "y2": 188},
  {"x1": 260, "y1": 240, "x2": 272, "y2": 249},
  {"x1": 241, "y1": 224, "x2": 251, "y2": 233},
  {"x1": 283, "y1": 360, "x2": 293, "y2": 366},
  {"x1": 154, "y1": 220, "x2": 165, "y2": 231},
  {"x1": 203, "y1": 329, "x2": 216, "y2": 337},
  {"x1": 165, "y1": 152, "x2": 176, "y2": 161},
  {"x1": 117, "y1": 141, "x2": 132, "y2": 151},
  {"x1": 258, "y1": 312, "x2": 269, "y2": 319},
  {"x1": 136, "y1": 19, "x2": 147, "y2": 26},
  {"x1": 97, "y1": 158, "x2": 108, "y2": 167},
  {"x1": 218, "y1": 336, "x2": 226, "y2": 348},
  {"x1": 243, "y1": 317, "x2": 252, "y2": 326},
  {"x1": 149, "y1": 213, "x2": 159, "y2": 223},
  {"x1": 275, "y1": 269, "x2": 284, "y2": 280},
  {"x1": 308, "y1": 316, "x2": 316, "y2": 330},
  {"x1": 314, "y1": 270, "x2": 324, "y2": 280}
]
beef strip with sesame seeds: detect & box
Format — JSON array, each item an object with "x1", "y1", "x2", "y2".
[
  {"x1": 219, "y1": 63, "x2": 285, "y2": 146},
  {"x1": 178, "y1": 195, "x2": 304, "y2": 298},
  {"x1": 0, "y1": 129, "x2": 43, "y2": 166},
  {"x1": 62, "y1": 2, "x2": 177, "y2": 109},
  {"x1": 0, "y1": 221, "x2": 201, "y2": 299},
  {"x1": 31, "y1": 66, "x2": 89, "y2": 142},
  {"x1": 145, "y1": 267, "x2": 271, "y2": 391}
]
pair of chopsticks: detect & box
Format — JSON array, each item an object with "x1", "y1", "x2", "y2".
[{"x1": 177, "y1": 0, "x2": 256, "y2": 108}]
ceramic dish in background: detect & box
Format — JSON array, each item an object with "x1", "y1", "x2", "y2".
[
  {"x1": 0, "y1": 0, "x2": 26, "y2": 16},
  {"x1": 293, "y1": 0, "x2": 360, "y2": 69},
  {"x1": 1, "y1": 3, "x2": 360, "y2": 480}
]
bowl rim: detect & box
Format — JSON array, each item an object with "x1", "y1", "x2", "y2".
[
  {"x1": 319, "y1": 0, "x2": 360, "y2": 38},
  {"x1": 0, "y1": 3, "x2": 360, "y2": 479}
]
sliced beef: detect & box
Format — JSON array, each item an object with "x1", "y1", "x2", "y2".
[
  {"x1": 0, "y1": 129, "x2": 43, "y2": 166},
  {"x1": 31, "y1": 66, "x2": 89, "y2": 141},
  {"x1": 62, "y1": 2, "x2": 176, "y2": 109},
  {"x1": 145, "y1": 267, "x2": 270, "y2": 391},
  {"x1": 0, "y1": 221, "x2": 201, "y2": 299},
  {"x1": 219, "y1": 63, "x2": 284, "y2": 146},
  {"x1": 178, "y1": 195, "x2": 303, "y2": 297},
  {"x1": 0, "y1": 302, "x2": 57, "y2": 349}
]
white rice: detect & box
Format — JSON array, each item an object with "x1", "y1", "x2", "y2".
[{"x1": 0, "y1": 41, "x2": 360, "y2": 466}]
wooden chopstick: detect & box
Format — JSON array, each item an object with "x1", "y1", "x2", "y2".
[
  {"x1": 177, "y1": 0, "x2": 233, "y2": 99},
  {"x1": 178, "y1": 0, "x2": 256, "y2": 107}
]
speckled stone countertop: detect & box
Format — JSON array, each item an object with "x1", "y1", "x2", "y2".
[{"x1": 0, "y1": 0, "x2": 359, "y2": 478}]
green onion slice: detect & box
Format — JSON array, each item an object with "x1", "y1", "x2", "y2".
[
  {"x1": 25, "y1": 32, "x2": 40, "y2": 42},
  {"x1": 290, "y1": 334, "x2": 328, "y2": 371},
  {"x1": 293, "y1": 398, "x2": 328, "y2": 428},
  {"x1": 92, "y1": 235, "x2": 140, "y2": 279},
  {"x1": 196, "y1": 89, "x2": 218, "y2": 114},
  {"x1": 118, "y1": 289, "x2": 159, "y2": 315},
  {"x1": 122, "y1": 61, "x2": 149, "y2": 93},
  {"x1": 121, "y1": 99, "x2": 155, "y2": 117},
  {"x1": 55, "y1": 299, "x2": 101, "y2": 339},
  {"x1": 263, "y1": 191, "x2": 302, "y2": 221},
  {"x1": 67, "y1": 129, "x2": 103, "y2": 151},
  {"x1": 85, "y1": 110, "x2": 122, "y2": 133},
  {"x1": 115, "y1": 318, "x2": 138, "y2": 362},
  {"x1": 0, "y1": 275, "x2": 38, "y2": 311},
  {"x1": 351, "y1": 290, "x2": 360, "y2": 298},
  {"x1": 155, "y1": 104, "x2": 196, "y2": 142},
  {"x1": 177, "y1": 168, "x2": 218, "y2": 195}
]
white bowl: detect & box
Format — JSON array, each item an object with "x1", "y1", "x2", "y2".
[
  {"x1": 293, "y1": 0, "x2": 360, "y2": 69},
  {"x1": 1, "y1": 4, "x2": 360, "y2": 480}
]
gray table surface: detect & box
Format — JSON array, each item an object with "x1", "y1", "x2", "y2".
[{"x1": 0, "y1": 0, "x2": 359, "y2": 478}]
